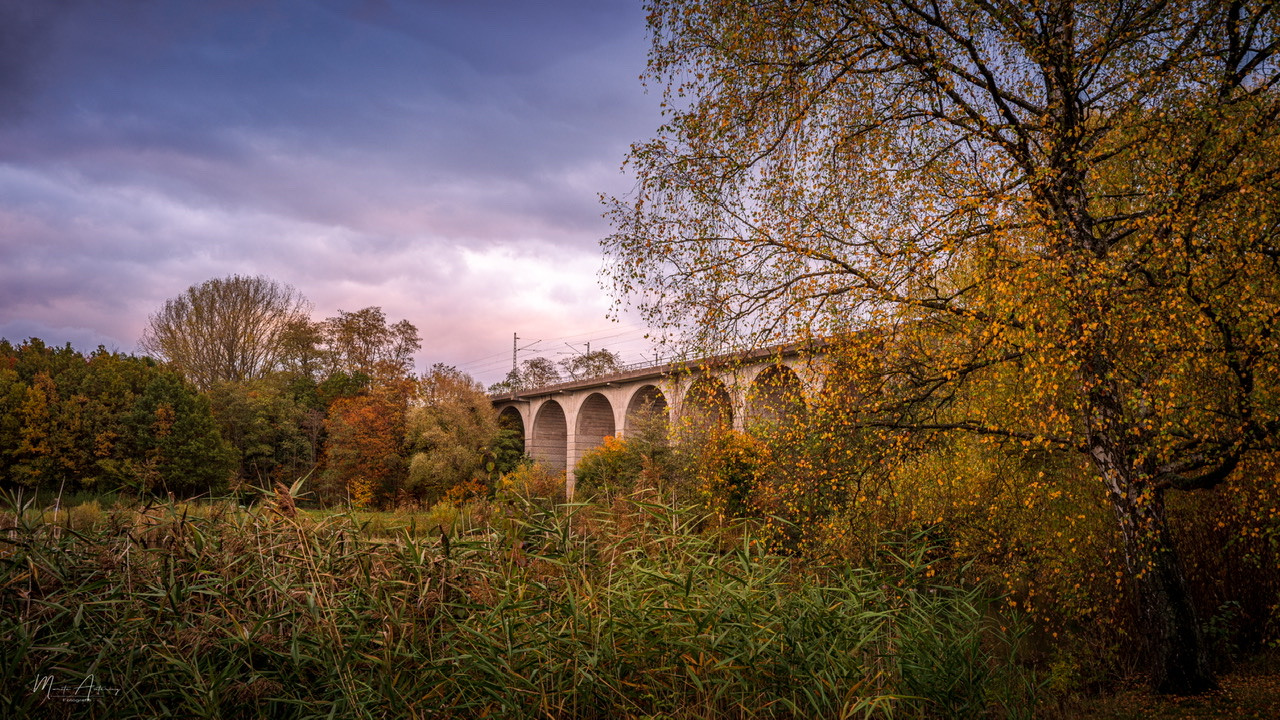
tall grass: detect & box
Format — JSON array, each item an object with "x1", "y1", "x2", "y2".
[{"x1": 0, "y1": 489, "x2": 1040, "y2": 718}]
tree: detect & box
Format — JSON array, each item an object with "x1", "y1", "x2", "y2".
[
  {"x1": 559, "y1": 348, "x2": 624, "y2": 381},
  {"x1": 521, "y1": 357, "x2": 563, "y2": 388},
  {"x1": 319, "y1": 379, "x2": 413, "y2": 507},
  {"x1": 405, "y1": 364, "x2": 513, "y2": 503},
  {"x1": 8, "y1": 356, "x2": 135, "y2": 491},
  {"x1": 0, "y1": 339, "x2": 233, "y2": 496},
  {"x1": 606, "y1": 0, "x2": 1280, "y2": 693},
  {"x1": 0, "y1": 349, "x2": 24, "y2": 483},
  {"x1": 575, "y1": 399, "x2": 675, "y2": 500},
  {"x1": 274, "y1": 315, "x2": 328, "y2": 382},
  {"x1": 126, "y1": 371, "x2": 236, "y2": 495},
  {"x1": 489, "y1": 357, "x2": 564, "y2": 393},
  {"x1": 11, "y1": 372, "x2": 66, "y2": 488},
  {"x1": 207, "y1": 378, "x2": 319, "y2": 487},
  {"x1": 74, "y1": 348, "x2": 169, "y2": 488},
  {"x1": 140, "y1": 275, "x2": 313, "y2": 390},
  {"x1": 318, "y1": 307, "x2": 421, "y2": 381}
]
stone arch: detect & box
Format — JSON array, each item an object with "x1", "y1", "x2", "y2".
[
  {"x1": 530, "y1": 401, "x2": 567, "y2": 472},
  {"x1": 624, "y1": 385, "x2": 669, "y2": 436},
  {"x1": 682, "y1": 375, "x2": 733, "y2": 430},
  {"x1": 747, "y1": 364, "x2": 808, "y2": 429},
  {"x1": 816, "y1": 355, "x2": 878, "y2": 411},
  {"x1": 575, "y1": 393, "x2": 616, "y2": 452},
  {"x1": 498, "y1": 406, "x2": 525, "y2": 455}
]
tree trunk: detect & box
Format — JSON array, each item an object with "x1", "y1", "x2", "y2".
[
  {"x1": 1093, "y1": 443, "x2": 1217, "y2": 694},
  {"x1": 1076, "y1": 314, "x2": 1217, "y2": 694}
]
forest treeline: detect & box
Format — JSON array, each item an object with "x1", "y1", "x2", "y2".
[
  {"x1": 0, "y1": 339, "x2": 229, "y2": 494},
  {"x1": 0, "y1": 276, "x2": 525, "y2": 506}
]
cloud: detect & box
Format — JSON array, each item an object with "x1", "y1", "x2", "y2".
[{"x1": 0, "y1": 0, "x2": 662, "y2": 384}]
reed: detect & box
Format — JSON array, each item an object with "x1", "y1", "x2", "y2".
[{"x1": 0, "y1": 488, "x2": 1039, "y2": 718}]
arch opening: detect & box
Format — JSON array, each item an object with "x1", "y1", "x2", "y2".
[
  {"x1": 625, "y1": 385, "x2": 669, "y2": 437},
  {"x1": 747, "y1": 365, "x2": 807, "y2": 430},
  {"x1": 575, "y1": 393, "x2": 616, "y2": 453},
  {"x1": 530, "y1": 401, "x2": 568, "y2": 472},
  {"x1": 681, "y1": 375, "x2": 733, "y2": 431},
  {"x1": 497, "y1": 406, "x2": 526, "y2": 456}
]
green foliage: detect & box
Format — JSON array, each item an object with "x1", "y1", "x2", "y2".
[
  {"x1": 404, "y1": 364, "x2": 507, "y2": 505},
  {"x1": 207, "y1": 378, "x2": 319, "y2": 486},
  {"x1": 316, "y1": 369, "x2": 372, "y2": 406},
  {"x1": 682, "y1": 428, "x2": 766, "y2": 520},
  {"x1": 575, "y1": 403, "x2": 675, "y2": 501},
  {"x1": 574, "y1": 435, "x2": 644, "y2": 499},
  {"x1": 491, "y1": 424, "x2": 525, "y2": 478},
  {"x1": 0, "y1": 339, "x2": 233, "y2": 497},
  {"x1": 126, "y1": 372, "x2": 236, "y2": 494},
  {"x1": 576, "y1": 403, "x2": 771, "y2": 521}
]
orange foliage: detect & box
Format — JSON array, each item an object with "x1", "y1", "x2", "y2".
[{"x1": 320, "y1": 379, "x2": 413, "y2": 508}]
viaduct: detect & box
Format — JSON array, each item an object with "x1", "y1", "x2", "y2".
[{"x1": 490, "y1": 344, "x2": 826, "y2": 496}]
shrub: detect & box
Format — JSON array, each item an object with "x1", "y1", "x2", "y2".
[
  {"x1": 573, "y1": 435, "x2": 642, "y2": 499},
  {"x1": 497, "y1": 460, "x2": 566, "y2": 505}
]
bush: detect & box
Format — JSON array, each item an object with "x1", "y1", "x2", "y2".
[
  {"x1": 573, "y1": 435, "x2": 643, "y2": 499},
  {"x1": 684, "y1": 429, "x2": 767, "y2": 521},
  {"x1": 497, "y1": 460, "x2": 566, "y2": 505}
]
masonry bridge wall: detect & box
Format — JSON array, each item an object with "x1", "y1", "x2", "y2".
[{"x1": 491, "y1": 347, "x2": 828, "y2": 497}]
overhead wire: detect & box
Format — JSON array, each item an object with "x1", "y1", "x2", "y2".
[{"x1": 448, "y1": 324, "x2": 664, "y2": 383}]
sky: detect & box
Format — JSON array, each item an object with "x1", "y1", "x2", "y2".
[{"x1": 0, "y1": 0, "x2": 667, "y2": 386}]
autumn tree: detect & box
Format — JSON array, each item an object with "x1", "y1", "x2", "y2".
[
  {"x1": 575, "y1": 399, "x2": 676, "y2": 500},
  {"x1": 10, "y1": 371, "x2": 69, "y2": 488},
  {"x1": 405, "y1": 364, "x2": 518, "y2": 503},
  {"x1": 318, "y1": 379, "x2": 414, "y2": 507},
  {"x1": 0, "y1": 339, "x2": 233, "y2": 495},
  {"x1": 140, "y1": 275, "x2": 313, "y2": 390},
  {"x1": 318, "y1": 307, "x2": 421, "y2": 382},
  {"x1": 606, "y1": 0, "x2": 1280, "y2": 693}
]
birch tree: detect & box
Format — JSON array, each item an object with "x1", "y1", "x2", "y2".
[{"x1": 605, "y1": 0, "x2": 1280, "y2": 693}]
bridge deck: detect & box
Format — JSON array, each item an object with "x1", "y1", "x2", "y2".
[{"x1": 489, "y1": 340, "x2": 825, "y2": 401}]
